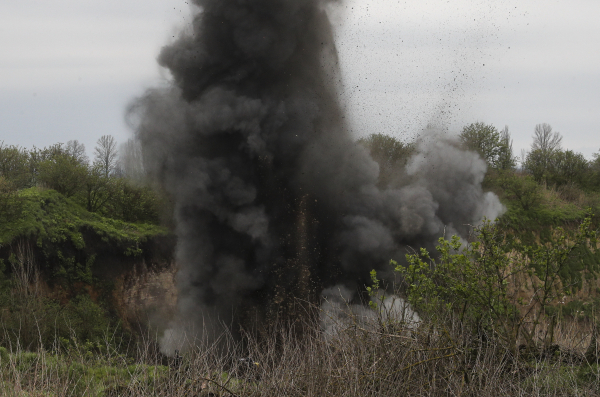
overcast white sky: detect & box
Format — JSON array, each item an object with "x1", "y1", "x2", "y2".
[{"x1": 1, "y1": 0, "x2": 599, "y2": 161}]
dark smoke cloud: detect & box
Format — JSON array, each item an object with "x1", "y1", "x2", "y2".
[{"x1": 128, "y1": 0, "x2": 503, "y2": 354}]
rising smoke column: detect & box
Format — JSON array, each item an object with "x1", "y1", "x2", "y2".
[{"x1": 129, "y1": 0, "x2": 503, "y2": 353}]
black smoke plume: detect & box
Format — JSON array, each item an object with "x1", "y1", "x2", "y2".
[{"x1": 129, "y1": 0, "x2": 503, "y2": 353}]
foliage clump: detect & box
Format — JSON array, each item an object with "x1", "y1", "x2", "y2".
[
  {"x1": 0, "y1": 188, "x2": 166, "y2": 264},
  {"x1": 389, "y1": 212, "x2": 597, "y2": 358},
  {"x1": 459, "y1": 122, "x2": 516, "y2": 171},
  {"x1": 0, "y1": 139, "x2": 164, "y2": 224}
]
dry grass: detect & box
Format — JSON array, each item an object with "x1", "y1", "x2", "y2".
[
  {"x1": 1, "y1": 239, "x2": 599, "y2": 395},
  {"x1": 0, "y1": 306, "x2": 599, "y2": 396}
]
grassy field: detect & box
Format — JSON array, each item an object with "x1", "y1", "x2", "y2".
[{"x1": 0, "y1": 307, "x2": 599, "y2": 396}]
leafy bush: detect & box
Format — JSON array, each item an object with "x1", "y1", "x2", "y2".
[
  {"x1": 0, "y1": 188, "x2": 168, "y2": 352},
  {"x1": 0, "y1": 142, "x2": 31, "y2": 189},
  {"x1": 0, "y1": 177, "x2": 24, "y2": 223},
  {"x1": 390, "y1": 213, "x2": 597, "y2": 356},
  {"x1": 524, "y1": 149, "x2": 590, "y2": 188},
  {"x1": 497, "y1": 172, "x2": 542, "y2": 211},
  {"x1": 38, "y1": 153, "x2": 89, "y2": 198}
]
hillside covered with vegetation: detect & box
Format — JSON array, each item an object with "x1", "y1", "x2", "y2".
[
  {"x1": 0, "y1": 137, "x2": 173, "y2": 358},
  {"x1": 1, "y1": 127, "x2": 600, "y2": 395}
]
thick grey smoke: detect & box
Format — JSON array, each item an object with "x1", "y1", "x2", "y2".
[{"x1": 128, "y1": 0, "x2": 503, "y2": 354}]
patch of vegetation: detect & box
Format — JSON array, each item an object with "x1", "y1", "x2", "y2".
[
  {"x1": 0, "y1": 138, "x2": 174, "y2": 366},
  {"x1": 1, "y1": 128, "x2": 600, "y2": 395},
  {"x1": 0, "y1": 188, "x2": 167, "y2": 285},
  {"x1": 0, "y1": 348, "x2": 169, "y2": 396},
  {"x1": 0, "y1": 188, "x2": 166, "y2": 251},
  {"x1": 0, "y1": 187, "x2": 170, "y2": 354},
  {"x1": 382, "y1": 213, "x2": 597, "y2": 357},
  {"x1": 0, "y1": 271, "x2": 128, "y2": 352}
]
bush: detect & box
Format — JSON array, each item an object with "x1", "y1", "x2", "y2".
[
  {"x1": 0, "y1": 177, "x2": 24, "y2": 223},
  {"x1": 524, "y1": 149, "x2": 590, "y2": 189},
  {"x1": 497, "y1": 172, "x2": 542, "y2": 211},
  {"x1": 99, "y1": 180, "x2": 161, "y2": 224},
  {"x1": 391, "y1": 213, "x2": 597, "y2": 357},
  {"x1": 0, "y1": 143, "x2": 30, "y2": 189},
  {"x1": 38, "y1": 154, "x2": 88, "y2": 198}
]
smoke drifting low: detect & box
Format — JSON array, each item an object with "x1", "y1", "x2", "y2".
[{"x1": 129, "y1": 0, "x2": 503, "y2": 353}]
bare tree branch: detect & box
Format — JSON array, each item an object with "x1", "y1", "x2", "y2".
[
  {"x1": 532, "y1": 123, "x2": 562, "y2": 154},
  {"x1": 94, "y1": 135, "x2": 118, "y2": 177}
]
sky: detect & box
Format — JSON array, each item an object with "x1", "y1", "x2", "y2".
[{"x1": 1, "y1": 0, "x2": 599, "y2": 161}]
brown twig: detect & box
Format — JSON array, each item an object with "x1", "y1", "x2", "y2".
[
  {"x1": 197, "y1": 376, "x2": 241, "y2": 397},
  {"x1": 355, "y1": 326, "x2": 417, "y2": 341}
]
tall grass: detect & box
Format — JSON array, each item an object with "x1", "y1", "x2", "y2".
[
  {"x1": 0, "y1": 302, "x2": 599, "y2": 396},
  {"x1": 1, "y1": 239, "x2": 600, "y2": 395}
]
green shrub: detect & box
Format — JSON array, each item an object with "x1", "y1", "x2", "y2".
[{"x1": 388, "y1": 212, "x2": 597, "y2": 356}]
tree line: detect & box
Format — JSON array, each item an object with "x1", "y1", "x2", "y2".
[
  {"x1": 455, "y1": 122, "x2": 600, "y2": 212},
  {"x1": 0, "y1": 136, "x2": 160, "y2": 224},
  {"x1": 459, "y1": 122, "x2": 600, "y2": 190},
  {"x1": 3, "y1": 123, "x2": 597, "y2": 225},
  {"x1": 357, "y1": 122, "x2": 600, "y2": 215}
]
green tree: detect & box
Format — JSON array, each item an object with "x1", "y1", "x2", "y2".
[
  {"x1": 358, "y1": 133, "x2": 414, "y2": 187},
  {"x1": 102, "y1": 180, "x2": 160, "y2": 223},
  {"x1": 38, "y1": 154, "x2": 88, "y2": 198},
  {"x1": 589, "y1": 150, "x2": 600, "y2": 190},
  {"x1": 496, "y1": 126, "x2": 517, "y2": 171},
  {"x1": 0, "y1": 176, "x2": 24, "y2": 222},
  {"x1": 28, "y1": 144, "x2": 65, "y2": 188},
  {"x1": 459, "y1": 122, "x2": 514, "y2": 170},
  {"x1": 498, "y1": 173, "x2": 541, "y2": 211},
  {"x1": 547, "y1": 150, "x2": 589, "y2": 187},
  {"x1": 524, "y1": 149, "x2": 589, "y2": 188},
  {"x1": 27, "y1": 147, "x2": 45, "y2": 188},
  {"x1": 0, "y1": 142, "x2": 31, "y2": 189},
  {"x1": 523, "y1": 124, "x2": 563, "y2": 184},
  {"x1": 81, "y1": 165, "x2": 114, "y2": 213},
  {"x1": 523, "y1": 149, "x2": 549, "y2": 184}
]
